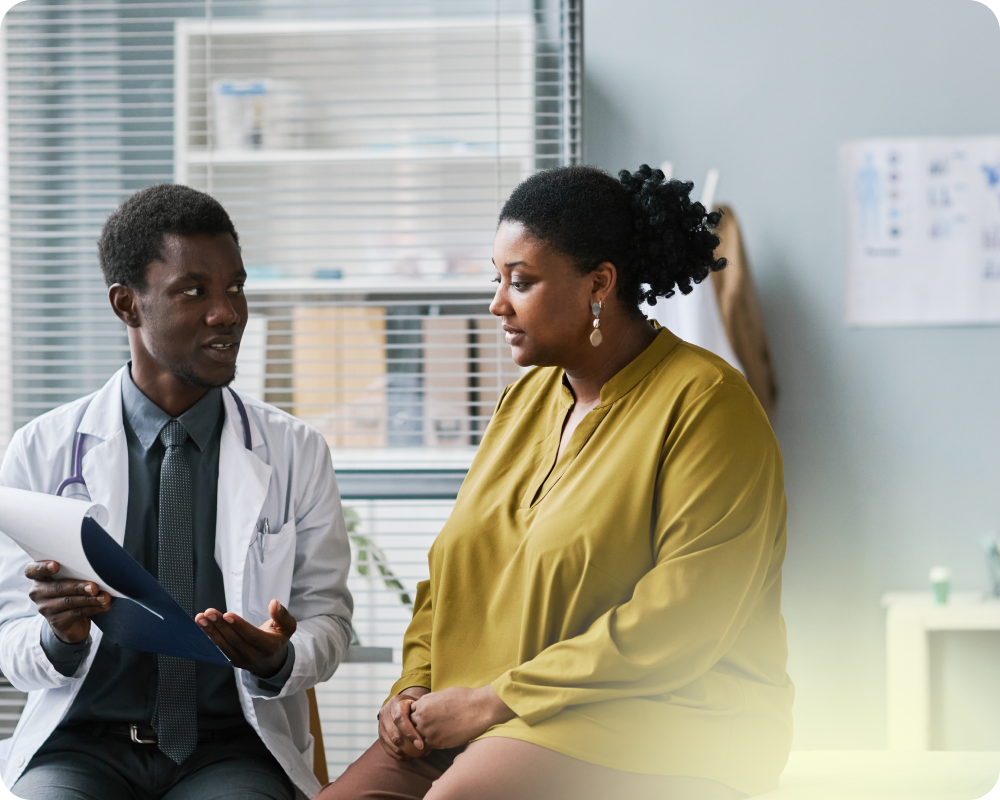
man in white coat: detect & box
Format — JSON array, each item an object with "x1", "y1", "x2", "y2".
[{"x1": 0, "y1": 184, "x2": 354, "y2": 799}]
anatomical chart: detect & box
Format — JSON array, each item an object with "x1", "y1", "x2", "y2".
[{"x1": 842, "y1": 136, "x2": 1000, "y2": 326}]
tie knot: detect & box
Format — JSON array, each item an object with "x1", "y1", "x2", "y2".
[{"x1": 159, "y1": 419, "x2": 189, "y2": 449}]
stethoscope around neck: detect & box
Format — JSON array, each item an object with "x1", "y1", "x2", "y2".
[{"x1": 56, "y1": 387, "x2": 252, "y2": 497}]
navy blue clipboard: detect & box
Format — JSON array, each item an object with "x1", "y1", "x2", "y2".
[{"x1": 81, "y1": 516, "x2": 231, "y2": 668}]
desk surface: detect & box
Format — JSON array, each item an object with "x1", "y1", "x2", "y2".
[
  {"x1": 756, "y1": 751, "x2": 1000, "y2": 799},
  {"x1": 882, "y1": 592, "x2": 1000, "y2": 630}
]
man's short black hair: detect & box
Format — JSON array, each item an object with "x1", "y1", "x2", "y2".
[{"x1": 98, "y1": 183, "x2": 240, "y2": 291}]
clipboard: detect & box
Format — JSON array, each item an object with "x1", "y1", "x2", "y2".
[{"x1": 0, "y1": 486, "x2": 230, "y2": 667}]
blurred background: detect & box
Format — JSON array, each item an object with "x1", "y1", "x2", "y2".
[{"x1": 0, "y1": 0, "x2": 997, "y2": 781}]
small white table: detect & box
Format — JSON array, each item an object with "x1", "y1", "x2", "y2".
[{"x1": 882, "y1": 591, "x2": 1000, "y2": 750}]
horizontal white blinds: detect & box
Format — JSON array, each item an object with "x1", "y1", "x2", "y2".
[
  {"x1": 0, "y1": 675, "x2": 26, "y2": 741},
  {"x1": 2, "y1": 0, "x2": 582, "y2": 442},
  {"x1": 1, "y1": 2, "x2": 583, "y2": 779},
  {"x1": 1, "y1": 1, "x2": 582, "y2": 777},
  {"x1": 318, "y1": 497, "x2": 449, "y2": 776},
  {"x1": 179, "y1": 17, "x2": 535, "y2": 280}
]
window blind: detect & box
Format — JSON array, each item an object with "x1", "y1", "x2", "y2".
[
  {"x1": 0, "y1": 675, "x2": 26, "y2": 740},
  {"x1": 2, "y1": 0, "x2": 582, "y2": 448},
  {"x1": 0, "y1": 0, "x2": 582, "y2": 777}
]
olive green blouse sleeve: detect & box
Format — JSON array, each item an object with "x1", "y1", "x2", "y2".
[
  {"x1": 491, "y1": 380, "x2": 786, "y2": 726},
  {"x1": 387, "y1": 579, "x2": 434, "y2": 700}
]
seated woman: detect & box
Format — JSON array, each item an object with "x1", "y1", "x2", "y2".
[{"x1": 318, "y1": 165, "x2": 793, "y2": 800}]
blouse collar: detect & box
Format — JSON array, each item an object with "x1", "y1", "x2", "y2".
[{"x1": 559, "y1": 322, "x2": 682, "y2": 408}]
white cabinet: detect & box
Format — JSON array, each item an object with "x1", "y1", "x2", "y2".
[
  {"x1": 173, "y1": 17, "x2": 534, "y2": 283},
  {"x1": 174, "y1": 17, "x2": 528, "y2": 451},
  {"x1": 883, "y1": 591, "x2": 1000, "y2": 750}
]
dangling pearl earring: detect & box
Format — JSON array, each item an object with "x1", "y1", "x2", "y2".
[{"x1": 590, "y1": 300, "x2": 604, "y2": 347}]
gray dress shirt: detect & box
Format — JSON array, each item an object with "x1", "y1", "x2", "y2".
[{"x1": 41, "y1": 369, "x2": 294, "y2": 727}]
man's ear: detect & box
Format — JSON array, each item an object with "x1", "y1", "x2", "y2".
[{"x1": 109, "y1": 284, "x2": 142, "y2": 329}]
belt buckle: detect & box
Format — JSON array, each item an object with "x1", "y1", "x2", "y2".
[{"x1": 129, "y1": 724, "x2": 157, "y2": 745}]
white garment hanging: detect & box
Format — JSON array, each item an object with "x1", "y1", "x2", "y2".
[
  {"x1": 643, "y1": 167, "x2": 745, "y2": 376},
  {"x1": 643, "y1": 281, "x2": 745, "y2": 376}
]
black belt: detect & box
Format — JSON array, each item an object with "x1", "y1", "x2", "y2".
[{"x1": 98, "y1": 722, "x2": 249, "y2": 745}]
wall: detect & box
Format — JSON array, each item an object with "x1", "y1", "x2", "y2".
[{"x1": 584, "y1": 0, "x2": 1000, "y2": 749}]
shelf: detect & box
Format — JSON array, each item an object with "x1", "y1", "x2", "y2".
[
  {"x1": 881, "y1": 591, "x2": 986, "y2": 608},
  {"x1": 881, "y1": 591, "x2": 1000, "y2": 630},
  {"x1": 176, "y1": 16, "x2": 531, "y2": 38},
  {"x1": 342, "y1": 645, "x2": 393, "y2": 664},
  {"x1": 183, "y1": 145, "x2": 504, "y2": 166}
]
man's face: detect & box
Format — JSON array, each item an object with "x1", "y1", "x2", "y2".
[{"x1": 133, "y1": 232, "x2": 248, "y2": 389}]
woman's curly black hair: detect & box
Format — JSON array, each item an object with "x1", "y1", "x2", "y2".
[{"x1": 498, "y1": 164, "x2": 725, "y2": 314}]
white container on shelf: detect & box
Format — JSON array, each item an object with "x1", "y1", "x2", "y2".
[{"x1": 212, "y1": 78, "x2": 305, "y2": 150}]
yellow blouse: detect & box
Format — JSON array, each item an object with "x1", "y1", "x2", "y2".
[{"x1": 389, "y1": 327, "x2": 793, "y2": 795}]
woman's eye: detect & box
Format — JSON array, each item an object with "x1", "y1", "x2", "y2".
[
  {"x1": 491, "y1": 276, "x2": 501, "y2": 284},
  {"x1": 511, "y1": 281, "x2": 527, "y2": 291}
]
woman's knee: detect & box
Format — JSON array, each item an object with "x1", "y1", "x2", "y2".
[
  {"x1": 422, "y1": 738, "x2": 745, "y2": 800},
  {"x1": 423, "y1": 738, "x2": 578, "y2": 800},
  {"x1": 314, "y1": 741, "x2": 440, "y2": 800}
]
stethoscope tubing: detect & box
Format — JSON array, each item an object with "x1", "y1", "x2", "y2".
[{"x1": 55, "y1": 387, "x2": 252, "y2": 497}]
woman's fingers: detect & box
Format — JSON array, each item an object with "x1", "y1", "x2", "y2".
[
  {"x1": 378, "y1": 711, "x2": 411, "y2": 761},
  {"x1": 391, "y1": 698, "x2": 424, "y2": 752}
]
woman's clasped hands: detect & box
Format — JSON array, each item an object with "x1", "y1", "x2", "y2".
[{"x1": 377, "y1": 685, "x2": 516, "y2": 761}]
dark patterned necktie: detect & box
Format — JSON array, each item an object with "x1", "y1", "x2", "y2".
[{"x1": 152, "y1": 419, "x2": 197, "y2": 764}]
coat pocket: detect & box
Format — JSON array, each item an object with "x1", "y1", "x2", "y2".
[{"x1": 245, "y1": 518, "x2": 297, "y2": 625}]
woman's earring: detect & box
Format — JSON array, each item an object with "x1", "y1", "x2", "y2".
[{"x1": 590, "y1": 300, "x2": 604, "y2": 348}]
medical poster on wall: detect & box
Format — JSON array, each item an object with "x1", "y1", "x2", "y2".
[{"x1": 842, "y1": 136, "x2": 1000, "y2": 326}]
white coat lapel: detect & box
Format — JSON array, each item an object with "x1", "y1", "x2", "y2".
[
  {"x1": 77, "y1": 367, "x2": 129, "y2": 545},
  {"x1": 216, "y1": 391, "x2": 271, "y2": 618}
]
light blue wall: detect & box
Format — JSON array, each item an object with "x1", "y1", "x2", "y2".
[{"x1": 584, "y1": 0, "x2": 1000, "y2": 749}]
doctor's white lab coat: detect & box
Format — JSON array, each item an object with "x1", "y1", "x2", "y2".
[{"x1": 0, "y1": 367, "x2": 354, "y2": 799}]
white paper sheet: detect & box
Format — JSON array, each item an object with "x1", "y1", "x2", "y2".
[
  {"x1": 843, "y1": 136, "x2": 1000, "y2": 326},
  {"x1": 0, "y1": 486, "x2": 122, "y2": 597}
]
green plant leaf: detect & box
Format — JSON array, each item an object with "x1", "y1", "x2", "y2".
[{"x1": 344, "y1": 507, "x2": 413, "y2": 609}]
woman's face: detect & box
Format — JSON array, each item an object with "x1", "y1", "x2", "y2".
[{"x1": 490, "y1": 220, "x2": 601, "y2": 368}]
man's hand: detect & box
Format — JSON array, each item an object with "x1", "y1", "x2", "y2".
[
  {"x1": 410, "y1": 685, "x2": 515, "y2": 750},
  {"x1": 25, "y1": 561, "x2": 112, "y2": 644},
  {"x1": 378, "y1": 687, "x2": 430, "y2": 762},
  {"x1": 195, "y1": 598, "x2": 295, "y2": 678}
]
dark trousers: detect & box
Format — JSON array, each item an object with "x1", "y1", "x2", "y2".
[{"x1": 12, "y1": 723, "x2": 295, "y2": 800}]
